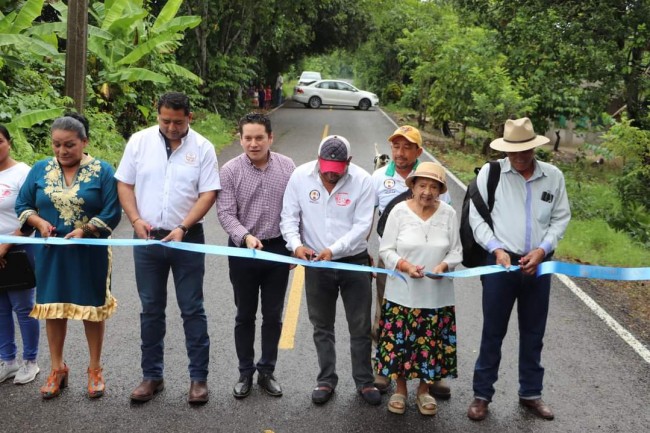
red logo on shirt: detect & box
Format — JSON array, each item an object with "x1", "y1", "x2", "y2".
[{"x1": 335, "y1": 192, "x2": 351, "y2": 206}]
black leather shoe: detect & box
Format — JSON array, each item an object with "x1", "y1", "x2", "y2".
[
  {"x1": 359, "y1": 385, "x2": 382, "y2": 405},
  {"x1": 311, "y1": 384, "x2": 334, "y2": 404},
  {"x1": 233, "y1": 375, "x2": 253, "y2": 399},
  {"x1": 188, "y1": 381, "x2": 208, "y2": 404},
  {"x1": 257, "y1": 372, "x2": 282, "y2": 397}
]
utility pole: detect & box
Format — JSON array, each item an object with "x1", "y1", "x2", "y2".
[{"x1": 64, "y1": 0, "x2": 88, "y2": 113}]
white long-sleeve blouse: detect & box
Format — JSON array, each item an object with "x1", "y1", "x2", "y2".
[{"x1": 379, "y1": 200, "x2": 462, "y2": 309}]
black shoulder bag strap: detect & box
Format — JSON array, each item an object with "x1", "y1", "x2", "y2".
[{"x1": 469, "y1": 161, "x2": 500, "y2": 230}]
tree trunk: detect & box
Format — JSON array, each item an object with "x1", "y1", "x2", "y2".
[
  {"x1": 64, "y1": 0, "x2": 88, "y2": 113},
  {"x1": 553, "y1": 130, "x2": 561, "y2": 151},
  {"x1": 481, "y1": 137, "x2": 491, "y2": 155},
  {"x1": 460, "y1": 123, "x2": 467, "y2": 147},
  {"x1": 625, "y1": 46, "x2": 644, "y2": 127}
]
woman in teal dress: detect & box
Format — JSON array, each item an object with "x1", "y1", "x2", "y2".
[{"x1": 15, "y1": 114, "x2": 121, "y2": 399}]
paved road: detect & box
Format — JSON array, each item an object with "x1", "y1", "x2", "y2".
[{"x1": 2, "y1": 102, "x2": 649, "y2": 433}]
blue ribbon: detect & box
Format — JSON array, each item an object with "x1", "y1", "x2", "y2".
[
  {"x1": 0, "y1": 235, "x2": 405, "y2": 281},
  {"x1": 2, "y1": 235, "x2": 648, "y2": 281},
  {"x1": 537, "y1": 261, "x2": 650, "y2": 281}
]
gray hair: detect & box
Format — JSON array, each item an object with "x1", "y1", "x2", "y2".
[{"x1": 51, "y1": 116, "x2": 87, "y2": 140}]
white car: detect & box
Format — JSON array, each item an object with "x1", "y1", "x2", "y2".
[
  {"x1": 293, "y1": 79, "x2": 380, "y2": 110},
  {"x1": 297, "y1": 71, "x2": 322, "y2": 86}
]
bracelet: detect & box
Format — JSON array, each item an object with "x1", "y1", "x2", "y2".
[
  {"x1": 81, "y1": 224, "x2": 99, "y2": 238},
  {"x1": 131, "y1": 217, "x2": 141, "y2": 227},
  {"x1": 176, "y1": 224, "x2": 189, "y2": 235}
]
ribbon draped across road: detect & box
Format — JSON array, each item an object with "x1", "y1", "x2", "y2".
[{"x1": 1, "y1": 235, "x2": 648, "y2": 281}]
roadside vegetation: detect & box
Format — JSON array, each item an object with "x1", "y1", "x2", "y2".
[{"x1": 1, "y1": 0, "x2": 648, "y2": 270}]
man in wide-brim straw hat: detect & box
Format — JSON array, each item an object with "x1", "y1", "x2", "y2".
[{"x1": 466, "y1": 117, "x2": 571, "y2": 422}]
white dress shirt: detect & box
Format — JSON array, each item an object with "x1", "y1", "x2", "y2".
[
  {"x1": 380, "y1": 201, "x2": 462, "y2": 309},
  {"x1": 280, "y1": 161, "x2": 374, "y2": 259},
  {"x1": 114, "y1": 125, "x2": 221, "y2": 229},
  {"x1": 469, "y1": 157, "x2": 571, "y2": 255}
]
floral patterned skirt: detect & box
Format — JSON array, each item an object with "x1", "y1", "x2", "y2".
[{"x1": 374, "y1": 300, "x2": 458, "y2": 383}]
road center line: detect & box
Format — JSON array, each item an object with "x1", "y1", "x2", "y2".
[
  {"x1": 279, "y1": 265, "x2": 305, "y2": 349},
  {"x1": 279, "y1": 124, "x2": 330, "y2": 350}
]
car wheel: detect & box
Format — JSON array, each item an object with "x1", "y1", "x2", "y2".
[
  {"x1": 308, "y1": 96, "x2": 322, "y2": 109},
  {"x1": 358, "y1": 99, "x2": 371, "y2": 111}
]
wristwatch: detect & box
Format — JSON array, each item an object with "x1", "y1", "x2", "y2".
[{"x1": 176, "y1": 224, "x2": 189, "y2": 236}]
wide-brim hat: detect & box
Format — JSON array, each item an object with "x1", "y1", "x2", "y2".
[
  {"x1": 388, "y1": 125, "x2": 422, "y2": 147},
  {"x1": 405, "y1": 161, "x2": 447, "y2": 194},
  {"x1": 490, "y1": 117, "x2": 549, "y2": 152}
]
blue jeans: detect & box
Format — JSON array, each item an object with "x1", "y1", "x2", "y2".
[
  {"x1": 472, "y1": 253, "x2": 552, "y2": 401},
  {"x1": 133, "y1": 227, "x2": 209, "y2": 381},
  {"x1": 304, "y1": 251, "x2": 374, "y2": 390},
  {"x1": 0, "y1": 245, "x2": 39, "y2": 362},
  {"x1": 228, "y1": 237, "x2": 290, "y2": 376}
]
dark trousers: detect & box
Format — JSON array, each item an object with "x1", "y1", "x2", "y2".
[
  {"x1": 472, "y1": 252, "x2": 552, "y2": 400},
  {"x1": 304, "y1": 251, "x2": 374, "y2": 390},
  {"x1": 228, "y1": 237, "x2": 290, "y2": 376},
  {"x1": 133, "y1": 226, "x2": 209, "y2": 381}
]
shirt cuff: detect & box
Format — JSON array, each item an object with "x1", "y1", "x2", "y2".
[
  {"x1": 538, "y1": 242, "x2": 552, "y2": 256},
  {"x1": 487, "y1": 239, "x2": 505, "y2": 254}
]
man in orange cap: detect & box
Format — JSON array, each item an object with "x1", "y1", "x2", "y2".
[{"x1": 371, "y1": 125, "x2": 451, "y2": 398}]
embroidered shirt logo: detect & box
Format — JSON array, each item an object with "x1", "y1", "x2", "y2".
[
  {"x1": 309, "y1": 190, "x2": 320, "y2": 202},
  {"x1": 383, "y1": 179, "x2": 395, "y2": 189},
  {"x1": 335, "y1": 192, "x2": 351, "y2": 206},
  {"x1": 185, "y1": 152, "x2": 197, "y2": 164}
]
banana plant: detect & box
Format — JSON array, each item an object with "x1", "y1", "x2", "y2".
[{"x1": 0, "y1": 0, "x2": 60, "y2": 63}]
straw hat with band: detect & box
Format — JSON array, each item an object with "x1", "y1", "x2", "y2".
[
  {"x1": 489, "y1": 117, "x2": 550, "y2": 152},
  {"x1": 405, "y1": 161, "x2": 447, "y2": 194}
]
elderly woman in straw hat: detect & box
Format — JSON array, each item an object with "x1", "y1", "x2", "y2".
[{"x1": 374, "y1": 161, "x2": 462, "y2": 416}]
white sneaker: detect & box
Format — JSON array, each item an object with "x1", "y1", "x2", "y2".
[
  {"x1": 0, "y1": 360, "x2": 20, "y2": 382},
  {"x1": 13, "y1": 360, "x2": 40, "y2": 384}
]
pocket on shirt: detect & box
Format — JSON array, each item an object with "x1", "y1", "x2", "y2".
[{"x1": 173, "y1": 164, "x2": 200, "y2": 194}]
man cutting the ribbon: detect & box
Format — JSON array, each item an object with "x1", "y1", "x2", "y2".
[
  {"x1": 467, "y1": 117, "x2": 571, "y2": 422},
  {"x1": 280, "y1": 135, "x2": 381, "y2": 406}
]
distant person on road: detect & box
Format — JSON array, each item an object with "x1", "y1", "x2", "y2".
[
  {"x1": 371, "y1": 125, "x2": 451, "y2": 398},
  {"x1": 280, "y1": 135, "x2": 382, "y2": 406},
  {"x1": 115, "y1": 92, "x2": 220, "y2": 405},
  {"x1": 217, "y1": 112, "x2": 295, "y2": 399},
  {"x1": 16, "y1": 114, "x2": 121, "y2": 399},
  {"x1": 466, "y1": 117, "x2": 570, "y2": 422},
  {"x1": 375, "y1": 162, "x2": 462, "y2": 416},
  {"x1": 265, "y1": 85, "x2": 272, "y2": 110},
  {"x1": 0, "y1": 124, "x2": 40, "y2": 386},
  {"x1": 258, "y1": 85, "x2": 266, "y2": 110},
  {"x1": 274, "y1": 72, "x2": 284, "y2": 106}
]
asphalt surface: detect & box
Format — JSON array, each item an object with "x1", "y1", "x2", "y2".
[{"x1": 1, "y1": 101, "x2": 649, "y2": 433}]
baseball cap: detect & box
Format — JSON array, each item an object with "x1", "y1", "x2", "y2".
[
  {"x1": 388, "y1": 125, "x2": 422, "y2": 147},
  {"x1": 318, "y1": 135, "x2": 351, "y2": 174}
]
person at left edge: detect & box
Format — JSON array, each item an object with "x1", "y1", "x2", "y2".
[
  {"x1": 280, "y1": 135, "x2": 381, "y2": 406},
  {"x1": 216, "y1": 112, "x2": 295, "y2": 399},
  {"x1": 115, "y1": 92, "x2": 220, "y2": 405},
  {"x1": 15, "y1": 114, "x2": 121, "y2": 399}
]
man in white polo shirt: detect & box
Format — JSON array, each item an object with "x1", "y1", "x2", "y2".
[
  {"x1": 371, "y1": 125, "x2": 451, "y2": 397},
  {"x1": 115, "y1": 92, "x2": 220, "y2": 405},
  {"x1": 280, "y1": 135, "x2": 381, "y2": 406}
]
